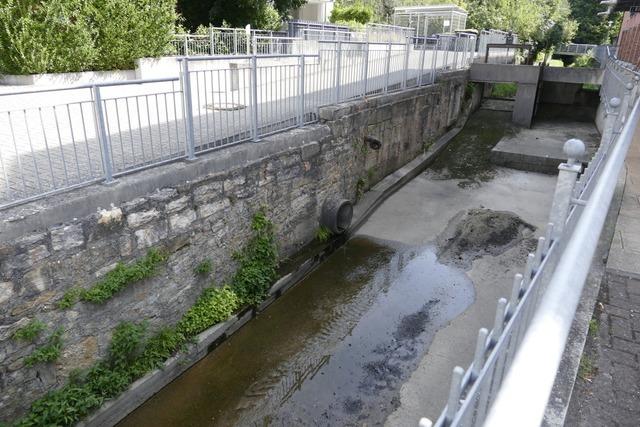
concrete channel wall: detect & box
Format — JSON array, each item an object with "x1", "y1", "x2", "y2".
[{"x1": 0, "y1": 70, "x2": 472, "y2": 422}]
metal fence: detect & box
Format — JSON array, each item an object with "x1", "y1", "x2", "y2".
[
  {"x1": 172, "y1": 28, "x2": 288, "y2": 56},
  {"x1": 422, "y1": 48, "x2": 640, "y2": 427},
  {"x1": 555, "y1": 43, "x2": 598, "y2": 56},
  {"x1": 0, "y1": 35, "x2": 474, "y2": 209}
]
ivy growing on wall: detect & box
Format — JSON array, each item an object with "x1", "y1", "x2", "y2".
[
  {"x1": 14, "y1": 210, "x2": 279, "y2": 426},
  {"x1": 57, "y1": 248, "x2": 168, "y2": 309}
]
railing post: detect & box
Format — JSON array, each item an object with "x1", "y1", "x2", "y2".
[
  {"x1": 250, "y1": 55, "x2": 260, "y2": 141},
  {"x1": 335, "y1": 41, "x2": 342, "y2": 103},
  {"x1": 402, "y1": 37, "x2": 410, "y2": 89},
  {"x1": 209, "y1": 26, "x2": 214, "y2": 55},
  {"x1": 234, "y1": 29, "x2": 238, "y2": 55},
  {"x1": 548, "y1": 139, "x2": 586, "y2": 241},
  {"x1": 92, "y1": 85, "x2": 114, "y2": 184},
  {"x1": 180, "y1": 59, "x2": 197, "y2": 161},
  {"x1": 362, "y1": 42, "x2": 370, "y2": 96},
  {"x1": 384, "y1": 41, "x2": 392, "y2": 92},
  {"x1": 184, "y1": 34, "x2": 189, "y2": 57},
  {"x1": 431, "y1": 37, "x2": 438, "y2": 83},
  {"x1": 418, "y1": 38, "x2": 426, "y2": 86},
  {"x1": 298, "y1": 54, "x2": 305, "y2": 127},
  {"x1": 601, "y1": 97, "x2": 621, "y2": 148}
]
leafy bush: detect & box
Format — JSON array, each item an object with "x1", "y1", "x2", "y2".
[
  {"x1": 230, "y1": 210, "x2": 279, "y2": 306},
  {"x1": 0, "y1": 0, "x2": 177, "y2": 74},
  {"x1": 24, "y1": 329, "x2": 64, "y2": 367},
  {"x1": 315, "y1": 226, "x2": 333, "y2": 243},
  {"x1": 78, "y1": 249, "x2": 167, "y2": 305},
  {"x1": 89, "y1": 0, "x2": 177, "y2": 70},
  {"x1": 0, "y1": 0, "x2": 96, "y2": 74},
  {"x1": 177, "y1": 286, "x2": 240, "y2": 337},
  {"x1": 572, "y1": 54, "x2": 597, "y2": 68},
  {"x1": 12, "y1": 319, "x2": 45, "y2": 342},
  {"x1": 491, "y1": 82, "x2": 518, "y2": 99},
  {"x1": 194, "y1": 259, "x2": 213, "y2": 276},
  {"x1": 330, "y1": 2, "x2": 373, "y2": 25}
]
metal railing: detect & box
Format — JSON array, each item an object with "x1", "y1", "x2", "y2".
[
  {"x1": 172, "y1": 28, "x2": 287, "y2": 56},
  {"x1": 423, "y1": 48, "x2": 640, "y2": 427},
  {"x1": 0, "y1": 35, "x2": 474, "y2": 209},
  {"x1": 556, "y1": 43, "x2": 598, "y2": 55}
]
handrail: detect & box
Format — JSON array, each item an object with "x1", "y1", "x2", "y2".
[{"x1": 485, "y1": 83, "x2": 640, "y2": 427}]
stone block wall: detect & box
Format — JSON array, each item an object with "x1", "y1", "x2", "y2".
[{"x1": 0, "y1": 70, "x2": 468, "y2": 422}]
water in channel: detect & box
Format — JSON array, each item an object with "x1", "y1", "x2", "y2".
[{"x1": 119, "y1": 237, "x2": 474, "y2": 426}]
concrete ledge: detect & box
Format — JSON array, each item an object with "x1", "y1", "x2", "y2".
[{"x1": 0, "y1": 69, "x2": 136, "y2": 86}]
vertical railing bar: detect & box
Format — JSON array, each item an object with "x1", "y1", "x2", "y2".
[
  {"x1": 92, "y1": 86, "x2": 114, "y2": 184},
  {"x1": 180, "y1": 59, "x2": 197, "y2": 160}
]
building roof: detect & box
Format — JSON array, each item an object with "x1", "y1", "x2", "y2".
[
  {"x1": 607, "y1": 0, "x2": 640, "y2": 12},
  {"x1": 393, "y1": 4, "x2": 467, "y2": 14}
]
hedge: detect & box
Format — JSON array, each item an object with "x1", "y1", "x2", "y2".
[{"x1": 0, "y1": 0, "x2": 177, "y2": 75}]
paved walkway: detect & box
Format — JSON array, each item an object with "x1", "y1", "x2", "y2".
[{"x1": 566, "y1": 120, "x2": 640, "y2": 426}]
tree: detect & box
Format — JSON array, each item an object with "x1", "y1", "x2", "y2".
[
  {"x1": 465, "y1": 0, "x2": 576, "y2": 52},
  {"x1": 568, "y1": 0, "x2": 621, "y2": 45},
  {"x1": 178, "y1": 0, "x2": 305, "y2": 30}
]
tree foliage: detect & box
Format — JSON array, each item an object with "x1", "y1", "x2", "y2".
[
  {"x1": 330, "y1": 2, "x2": 374, "y2": 25},
  {"x1": 568, "y1": 0, "x2": 622, "y2": 45},
  {"x1": 466, "y1": 0, "x2": 577, "y2": 52},
  {"x1": 0, "y1": 0, "x2": 177, "y2": 74},
  {"x1": 178, "y1": 0, "x2": 305, "y2": 30}
]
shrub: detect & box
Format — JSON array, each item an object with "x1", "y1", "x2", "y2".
[
  {"x1": 0, "y1": 0, "x2": 177, "y2": 74},
  {"x1": 12, "y1": 319, "x2": 45, "y2": 342},
  {"x1": 89, "y1": 0, "x2": 178, "y2": 70},
  {"x1": 194, "y1": 259, "x2": 213, "y2": 276},
  {"x1": 24, "y1": 329, "x2": 64, "y2": 367},
  {"x1": 79, "y1": 248, "x2": 167, "y2": 304},
  {"x1": 330, "y1": 3, "x2": 373, "y2": 25},
  {"x1": 230, "y1": 211, "x2": 279, "y2": 306},
  {"x1": 177, "y1": 286, "x2": 239, "y2": 337},
  {"x1": 0, "y1": 0, "x2": 96, "y2": 74}
]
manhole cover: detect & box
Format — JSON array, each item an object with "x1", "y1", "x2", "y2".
[{"x1": 205, "y1": 103, "x2": 246, "y2": 111}]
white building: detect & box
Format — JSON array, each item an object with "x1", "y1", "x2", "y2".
[
  {"x1": 293, "y1": 0, "x2": 335, "y2": 23},
  {"x1": 393, "y1": 4, "x2": 468, "y2": 37}
]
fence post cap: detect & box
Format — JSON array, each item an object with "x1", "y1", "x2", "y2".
[
  {"x1": 564, "y1": 138, "x2": 586, "y2": 160},
  {"x1": 626, "y1": 82, "x2": 634, "y2": 90},
  {"x1": 610, "y1": 97, "x2": 622, "y2": 108}
]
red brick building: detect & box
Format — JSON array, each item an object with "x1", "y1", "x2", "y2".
[{"x1": 616, "y1": 3, "x2": 640, "y2": 66}]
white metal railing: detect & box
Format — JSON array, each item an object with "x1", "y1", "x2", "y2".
[
  {"x1": 423, "y1": 49, "x2": 640, "y2": 427},
  {"x1": 556, "y1": 43, "x2": 598, "y2": 55},
  {"x1": 0, "y1": 35, "x2": 474, "y2": 209},
  {"x1": 172, "y1": 27, "x2": 288, "y2": 56}
]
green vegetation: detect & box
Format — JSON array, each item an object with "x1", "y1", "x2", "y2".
[
  {"x1": 330, "y1": 2, "x2": 374, "y2": 28},
  {"x1": 569, "y1": 0, "x2": 622, "y2": 45},
  {"x1": 315, "y1": 225, "x2": 333, "y2": 243},
  {"x1": 12, "y1": 319, "x2": 45, "y2": 342},
  {"x1": 355, "y1": 177, "x2": 366, "y2": 201},
  {"x1": 24, "y1": 329, "x2": 64, "y2": 367},
  {"x1": 194, "y1": 259, "x2": 213, "y2": 276},
  {"x1": 58, "y1": 249, "x2": 167, "y2": 308},
  {"x1": 178, "y1": 0, "x2": 304, "y2": 30},
  {"x1": 571, "y1": 54, "x2": 597, "y2": 68},
  {"x1": 57, "y1": 288, "x2": 84, "y2": 310},
  {"x1": 0, "y1": 0, "x2": 177, "y2": 74},
  {"x1": 177, "y1": 287, "x2": 239, "y2": 337},
  {"x1": 588, "y1": 318, "x2": 599, "y2": 337},
  {"x1": 491, "y1": 82, "x2": 517, "y2": 99},
  {"x1": 578, "y1": 354, "x2": 597, "y2": 380},
  {"x1": 230, "y1": 210, "x2": 279, "y2": 307},
  {"x1": 16, "y1": 211, "x2": 279, "y2": 426}
]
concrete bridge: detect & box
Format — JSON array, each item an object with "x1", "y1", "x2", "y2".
[{"x1": 470, "y1": 63, "x2": 603, "y2": 126}]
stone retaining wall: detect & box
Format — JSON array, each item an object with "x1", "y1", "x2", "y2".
[{"x1": 0, "y1": 70, "x2": 469, "y2": 422}]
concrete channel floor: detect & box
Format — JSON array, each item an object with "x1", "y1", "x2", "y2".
[
  {"x1": 355, "y1": 166, "x2": 557, "y2": 424},
  {"x1": 565, "y1": 119, "x2": 640, "y2": 427}
]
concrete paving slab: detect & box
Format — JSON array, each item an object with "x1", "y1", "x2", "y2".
[{"x1": 491, "y1": 120, "x2": 600, "y2": 174}]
